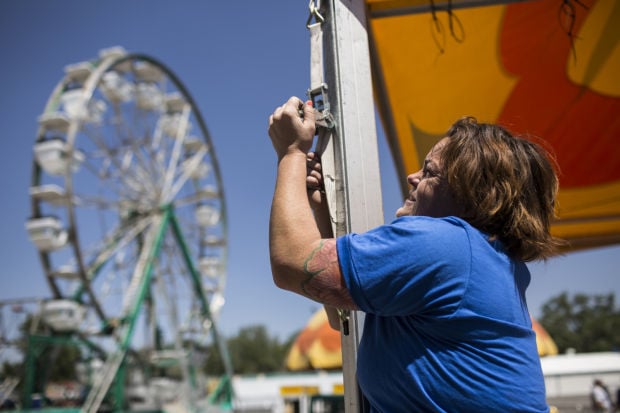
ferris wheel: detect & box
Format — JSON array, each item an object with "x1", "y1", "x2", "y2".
[{"x1": 25, "y1": 46, "x2": 233, "y2": 411}]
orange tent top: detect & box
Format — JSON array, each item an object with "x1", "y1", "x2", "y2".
[
  {"x1": 366, "y1": 0, "x2": 620, "y2": 251},
  {"x1": 286, "y1": 309, "x2": 342, "y2": 371},
  {"x1": 531, "y1": 317, "x2": 559, "y2": 357}
]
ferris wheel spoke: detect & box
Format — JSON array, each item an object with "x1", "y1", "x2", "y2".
[
  {"x1": 161, "y1": 106, "x2": 191, "y2": 201},
  {"x1": 79, "y1": 155, "x2": 111, "y2": 183},
  {"x1": 151, "y1": 116, "x2": 165, "y2": 151},
  {"x1": 96, "y1": 246, "x2": 137, "y2": 319},
  {"x1": 156, "y1": 249, "x2": 183, "y2": 329},
  {"x1": 167, "y1": 146, "x2": 208, "y2": 203},
  {"x1": 174, "y1": 185, "x2": 221, "y2": 208},
  {"x1": 79, "y1": 127, "x2": 156, "y2": 198},
  {"x1": 109, "y1": 92, "x2": 192, "y2": 204},
  {"x1": 65, "y1": 216, "x2": 153, "y2": 312},
  {"x1": 94, "y1": 101, "x2": 163, "y2": 187},
  {"x1": 76, "y1": 193, "x2": 128, "y2": 210},
  {"x1": 77, "y1": 162, "x2": 153, "y2": 209},
  {"x1": 128, "y1": 141, "x2": 164, "y2": 192},
  {"x1": 121, "y1": 213, "x2": 166, "y2": 315},
  {"x1": 83, "y1": 215, "x2": 154, "y2": 278},
  {"x1": 110, "y1": 108, "x2": 169, "y2": 196},
  {"x1": 71, "y1": 180, "x2": 142, "y2": 216}
]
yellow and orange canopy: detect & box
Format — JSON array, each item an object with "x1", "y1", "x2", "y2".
[{"x1": 366, "y1": 0, "x2": 620, "y2": 251}]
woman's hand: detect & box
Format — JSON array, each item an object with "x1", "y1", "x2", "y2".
[
  {"x1": 306, "y1": 151, "x2": 325, "y2": 209},
  {"x1": 307, "y1": 151, "x2": 333, "y2": 238},
  {"x1": 268, "y1": 97, "x2": 316, "y2": 160}
]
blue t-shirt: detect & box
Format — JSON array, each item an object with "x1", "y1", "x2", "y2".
[{"x1": 337, "y1": 216, "x2": 548, "y2": 412}]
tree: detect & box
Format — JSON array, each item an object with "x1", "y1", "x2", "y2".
[
  {"x1": 19, "y1": 314, "x2": 82, "y2": 381},
  {"x1": 204, "y1": 325, "x2": 298, "y2": 375},
  {"x1": 539, "y1": 292, "x2": 620, "y2": 353},
  {"x1": 1, "y1": 360, "x2": 22, "y2": 380}
]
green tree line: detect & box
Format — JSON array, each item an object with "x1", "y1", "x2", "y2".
[
  {"x1": 538, "y1": 292, "x2": 620, "y2": 354},
  {"x1": 202, "y1": 325, "x2": 298, "y2": 375}
]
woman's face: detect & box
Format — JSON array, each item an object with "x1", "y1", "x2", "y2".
[{"x1": 396, "y1": 138, "x2": 461, "y2": 218}]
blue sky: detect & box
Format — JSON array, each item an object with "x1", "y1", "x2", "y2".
[{"x1": 0, "y1": 1, "x2": 618, "y2": 342}]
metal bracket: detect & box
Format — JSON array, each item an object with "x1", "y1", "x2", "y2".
[{"x1": 307, "y1": 83, "x2": 336, "y2": 131}]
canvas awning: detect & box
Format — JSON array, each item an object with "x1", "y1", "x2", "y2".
[{"x1": 366, "y1": 0, "x2": 620, "y2": 251}]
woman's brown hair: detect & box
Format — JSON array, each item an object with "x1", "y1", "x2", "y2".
[{"x1": 441, "y1": 117, "x2": 565, "y2": 261}]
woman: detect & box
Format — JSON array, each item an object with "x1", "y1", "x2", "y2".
[{"x1": 268, "y1": 97, "x2": 563, "y2": 412}]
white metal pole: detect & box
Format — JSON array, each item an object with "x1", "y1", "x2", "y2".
[{"x1": 322, "y1": 1, "x2": 384, "y2": 411}]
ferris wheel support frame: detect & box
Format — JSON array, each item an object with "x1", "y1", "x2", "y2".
[
  {"x1": 168, "y1": 208, "x2": 235, "y2": 394},
  {"x1": 81, "y1": 204, "x2": 234, "y2": 413},
  {"x1": 21, "y1": 333, "x2": 106, "y2": 409}
]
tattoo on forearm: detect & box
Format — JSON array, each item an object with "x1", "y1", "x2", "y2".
[
  {"x1": 301, "y1": 240, "x2": 326, "y2": 295},
  {"x1": 299, "y1": 239, "x2": 358, "y2": 310}
]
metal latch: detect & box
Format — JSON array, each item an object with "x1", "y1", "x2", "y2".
[{"x1": 307, "y1": 83, "x2": 335, "y2": 131}]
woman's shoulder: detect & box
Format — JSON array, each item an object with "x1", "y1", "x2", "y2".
[
  {"x1": 343, "y1": 216, "x2": 486, "y2": 258},
  {"x1": 378, "y1": 216, "x2": 472, "y2": 251},
  {"x1": 390, "y1": 215, "x2": 475, "y2": 233},
  {"x1": 387, "y1": 215, "x2": 496, "y2": 253}
]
